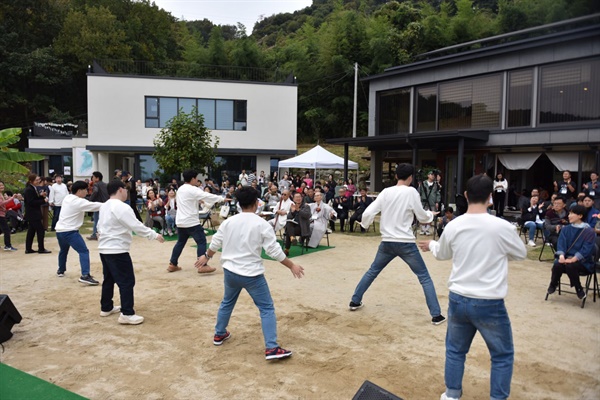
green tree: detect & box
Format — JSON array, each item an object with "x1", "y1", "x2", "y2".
[
  {"x1": 153, "y1": 108, "x2": 219, "y2": 175},
  {"x1": 0, "y1": 128, "x2": 44, "y2": 173}
]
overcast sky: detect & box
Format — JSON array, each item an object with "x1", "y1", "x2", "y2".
[{"x1": 152, "y1": 0, "x2": 313, "y2": 31}]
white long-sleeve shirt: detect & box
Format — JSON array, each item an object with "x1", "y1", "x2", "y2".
[
  {"x1": 175, "y1": 183, "x2": 223, "y2": 228},
  {"x1": 361, "y1": 184, "x2": 433, "y2": 242},
  {"x1": 55, "y1": 194, "x2": 103, "y2": 232},
  {"x1": 429, "y1": 213, "x2": 527, "y2": 299},
  {"x1": 209, "y1": 212, "x2": 286, "y2": 277},
  {"x1": 269, "y1": 197, "x2": 294, "y2": 232},
  {"x1": 49, "y1": 183, "x2": 69, "y2": 206},
  {"x1": 98, "y1": 199, "x2": 158, "y2": 254}
]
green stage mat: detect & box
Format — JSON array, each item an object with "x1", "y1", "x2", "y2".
[{"x1": 0, "y1": 363, "x2": 87, "y2": 400}]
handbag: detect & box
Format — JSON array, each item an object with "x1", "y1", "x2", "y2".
[{"x1": 219, "y1": 204, "x2": 230, "y2": 218}]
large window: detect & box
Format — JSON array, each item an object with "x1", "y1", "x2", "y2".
[
  {"x1": 539, "y1": 59, "x2": 600, "y2": 125},
  {"x1": 145, "y1": 97, "x2": 248, "y2": 130},
  {"x1": 507, "y1": 69, "x2": 533, "y2": 128},
  {"x1": 439, "y1": 75, "x2": 501, "y2": 130},
  {"x1": 377, "y1": 88, "x2": 410, "y2": 135},
  {"x1": 416, "y1": 85, "x2": 437, "y2": 132}
]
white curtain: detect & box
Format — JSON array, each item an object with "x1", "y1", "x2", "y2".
[
  {"x1": 498, "y1": 153, "x2": 541, "y2": 170},
  {"x1": 546, "y1": 152, "x2": 594, "y2": 172}
]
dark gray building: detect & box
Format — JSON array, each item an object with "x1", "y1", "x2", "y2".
[{"x1": 330, "y1": 15, "x2": 600, "y2": 205}]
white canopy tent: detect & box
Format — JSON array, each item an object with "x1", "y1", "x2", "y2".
[{"x1": 278, "y1": 145, "x2": 358, "y2": 180}]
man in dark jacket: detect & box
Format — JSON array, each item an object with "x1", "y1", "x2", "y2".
[
  {"x1": 23, "y1": 174, "x2": 51, "y2": 254},
  {"x1": 122, "y1": 171, "x2": 142, "y2": 222},
  {"x1": 284, "y1": 192, "x2": 311, "y2": 255},
  {"x1": 331, "y1": 187, "x2": 353, "y2": 232},
  {"x1": 349, "y1": 188, "x2": 373, "y2": 233},
  {"x1": 88, "y1": 171, "x2": 109, "y2": 240}
]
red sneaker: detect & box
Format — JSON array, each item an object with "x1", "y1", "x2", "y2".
[
  {"x1": 265, "y1": 347, "x2": 292, "y2": 360},
  {"x1": 213, "y1": 331, "x2": 231, "y2": 346}
]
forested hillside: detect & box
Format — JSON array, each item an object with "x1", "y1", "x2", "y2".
[{"x1": 0, "y1": 0, "x2": 596, "y2": 143}]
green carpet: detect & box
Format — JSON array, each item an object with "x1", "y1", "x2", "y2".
[
  {"x1": 261, "y1": 240, "x2": 334, "y2": 260},
  {"x1": 0, "y1": 363, "x2": 87, "y2": 400}
]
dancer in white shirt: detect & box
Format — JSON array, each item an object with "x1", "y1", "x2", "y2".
[
  {"x1": 196, "y1": 186, "x2": 304, "y2": 360},
  {"x1": 55, "y1": 181, "x2": 103, "y2": 284},
  {"x1": 167, "y1": 169, "x2": 223, "y2": 273},
  {"x1": 419, "y1": 174, "x2": 526, "y2": 400},
  {"x1": 98, "y1": 180, "x2": 164, "y2": 325},
  {"x1": 348, "y1": 163, "x2": 446, "y2": 325}
]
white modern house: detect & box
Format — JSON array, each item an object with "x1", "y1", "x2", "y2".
[{"x1": 27, "y1": 62, "x2": 298, "y2": 183}]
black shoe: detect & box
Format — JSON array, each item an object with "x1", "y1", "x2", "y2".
[
  {"x1": 576, "y1": 288, "x2": 586, "y2": 300},
  {"x1": 25, "y1": 249, "x2": 37, "y2": 254},
  {"x1": 432, "y1": 315, "x2": 447, "y2": 325},
  {"x1": 547, "y1": 284, "x2": 557, "y2": 295},
  {"x1": 57, "y1": 270, "x2": 65, "y2": 277},
  {"x1": 349, "y1": 301, "x2": 363, "y2": 311},
  {"x1": 38, "y1": 249, "x2": 52, "y2": 254},
  {"x1": 79, "y1": 275, "x2": 99, "y2": 286}
]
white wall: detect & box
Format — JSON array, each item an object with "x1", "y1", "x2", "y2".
[{"x1": 87, "y1": 75, "x2": 298, "y2": 151}]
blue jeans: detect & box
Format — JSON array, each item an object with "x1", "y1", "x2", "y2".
[
  {"x1": 169, "y1": 224, "x2": 206, "y2": 266},
  {"x1": 57, "y1": 231, "x2": 90, "y2": 276},
  {"x1": 100, "y1": 253, "x2": 136, "y2": 315},
  {"x1": 165, "y1": 214, "x2": 176, "y2": 232},
  {"x1": 92, "y1": 211, "x2": 99, "y2": 236},
  {"x1": 445, "y1": 292, "x2": 514, "y2": 400},
  {"x1": 523, "y1": 221, "x2": 543, "y2": 241},
  {"x1": 215, "y1": 269, "x2": 278, "y2": 349},
  {"x1": 351, "y1": 241, "x2": 441, "y2": 317},
  {"x1": 51, "y1": 206, "x2": 61, "y2": 230}
]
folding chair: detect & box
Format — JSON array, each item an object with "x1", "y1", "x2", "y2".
[
  {"x1": 520, "y1": 224, "x2": 542, "y2": 244},
  {"x1": 199, "y1": 209, "x2": 213, "y2": 230}
]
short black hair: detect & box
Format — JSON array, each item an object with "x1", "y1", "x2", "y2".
[
  {"x1": 236, "y1": 186, "x2": 259, "y2": 208},
  {"x1": 465, "y1": 174, "x2": 493, "y2": 204},
  {"x1": 182, "y1": 170, "x2": 197, "y2": 183},
  {"x1": 71, "y1": 181, "x2": 88, "y2": 193},
  {"x1": 395, "y1": 163, "x2": 414, "y2": 180},
  {"x1": 570, "y1": 204, "x2": 586, "y2": 218},
  {"x1": 446, "y1": 207, "x2": 454, "y2": 214},
  {"x1": 107, "y1": 179, "x2": 125, "y2": 196},
  {"x1": 92, "y1": 171, "x2": 103, "y2": 181},
  {"x1": 554, "y1": 196, "x2": 566, "y2": 204}
]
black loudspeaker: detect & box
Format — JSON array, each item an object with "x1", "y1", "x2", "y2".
[
  {"x1": 352, "y1": 380, "x2": 404, "y2": 400},
  {"x1": 0, "y1": 295, "x2": 22, "y2": 344}
]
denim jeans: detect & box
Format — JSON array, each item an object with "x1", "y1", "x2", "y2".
[
  {"x1": 100, "y1": 253, "x2": 136, "y2": 315},
  {"x1": 351, "y1": 241, "x2": 441, "y2": 317},
  {"x1": 444, "y1": 292, "x2": 514, "y2": 400},
  {"x1": 165, "y1": 214, "x2": 176, "y2": 232},
  {"x1": 169, "y1": 224, "x2": 206, "y2": 266},
  {"x1": 57, "y1": 231, "x2": 90, "y2": 275},
  {"x1": 215, "y1": 269, "x2": 278, "y2": 349},
  {"x1": 51, "y1": 206, "x2": 61, "y2": 230},
  {"x1": 92, "y1": 211, "x2": 99, "y2": 236},
  {"x1": 523, "y1": 221, "x2": 543, "y2": 241}
]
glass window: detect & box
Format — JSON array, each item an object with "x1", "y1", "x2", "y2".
[
  {"x1": 507, "y1": 69, "x2": 533, "y2": 128},
  {"x1": 234, "y1": 100, "x2": 247, "y2": 130},
  {"x1": 216, "y1": 100, "x2": 234, "y2": 130},
  {"x1": 146, "y1": 97, "x2": 158, "y2": 118},
  {"x1": 198, "y1": 99, "x2": 215, "y2": 129},
  {"x1": 179, "y1": 98, "x2": 196, "y2": 115},
  {"x1": 139, "y1": 154, "x2": 161, "y2": 182},
  {"x1": 416, "y1": 86, "x2": 437, "y2": 132},
  {"x1": 539, "y1": 59, "x2": 600, "y2": 125},
  {"x1": 439, "y1": 75, "x2": 501, "y2": 130},
  {"x1": 145, "y1": 119, "x2": 159, "y2": 128},
  {"x1": 159, "y1": 97, "x2": 178, "y2": 127},
  {"x1": 377, "y1": 88, "x2": 410, "y2": 135}
]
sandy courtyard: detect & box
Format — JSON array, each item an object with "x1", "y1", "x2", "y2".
[{"x1": 0, "y1": 229, "x2": 598, "y2": 399}]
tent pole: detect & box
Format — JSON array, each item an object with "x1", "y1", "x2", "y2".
[{"x1": 344, "y1": 143, "x2": 349, "y2": 183}]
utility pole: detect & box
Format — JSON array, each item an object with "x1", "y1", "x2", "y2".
[{"x1": 352, "y1": 62, "x2": 358, "y2": 138}]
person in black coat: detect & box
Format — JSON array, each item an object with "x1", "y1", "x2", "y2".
[
  {"x1": 23, "y1": 173, "x2": 51, "y2": 254},
  {"x1": 349, "y1": 188, "x2": 373, "y2": 232},
  {"x1": 331, "y1": 187, "x2": 353, "y2": 232}
]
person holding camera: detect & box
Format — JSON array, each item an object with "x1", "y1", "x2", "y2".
[{"x1": 418, "y1": 171, "x2": 441, "y2": 235}]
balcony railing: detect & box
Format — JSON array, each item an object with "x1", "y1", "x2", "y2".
[{"x1": 92, "y1": 59, "x2": 294, "y2": 84}]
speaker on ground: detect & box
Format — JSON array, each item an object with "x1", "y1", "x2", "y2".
[
  {"x1": 352, "y1": 380, "x2": 404, "y2": 400},
  {"x1": 0, "y1": 295, "x2": 22, "y2": 344}
]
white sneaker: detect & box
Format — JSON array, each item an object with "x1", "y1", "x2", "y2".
[
  {"x1": 118, "y1": 313, "x2": 144, "y2": 325},
  {"x1": 100, "y1": 306, "x2": 121, "y2": 317},
  {"x1": 440, "y1": 393, "x2": 460, "y2": 400},
  {"x1": 527, "y1": 240, "x2": 537, "y2": 247}
]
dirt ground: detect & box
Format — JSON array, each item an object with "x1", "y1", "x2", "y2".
[{"x1": 0, "y1": 227, "x2": 598, "y2": 400}]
